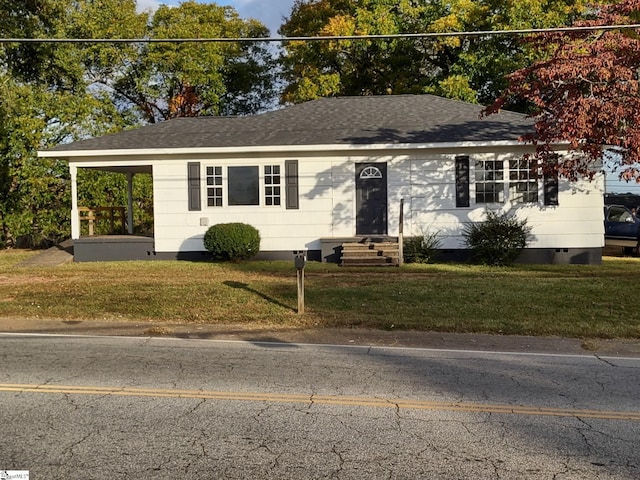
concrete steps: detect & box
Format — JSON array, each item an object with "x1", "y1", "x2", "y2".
[{"x1": 340, "y1": 241, "x2": 400, "y2": 267}]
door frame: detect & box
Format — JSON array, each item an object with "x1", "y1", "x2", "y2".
[{"x1": 355, "y1": 162, "x2": 388, "y2": 235}]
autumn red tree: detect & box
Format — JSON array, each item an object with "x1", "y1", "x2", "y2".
[{"x1": 485, "y1": 0, "x2": 640, "y2": 181}]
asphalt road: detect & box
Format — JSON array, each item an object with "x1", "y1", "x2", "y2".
[{"x1": 1, "y1": 333, "x2": 639, "y2": 479}]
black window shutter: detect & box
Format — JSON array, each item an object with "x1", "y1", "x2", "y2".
[
  {"x1": 455, "y1": 156, "x2": 470, "y2": 207},
  {"x1": 188, "y1": 162, "x2": 201, "y2": 211},
  {"x1": 285, "y1": 160, "x2": 299, "y2": 210},
  {"x1": 544, "y1": 171, "x2": 559, "y2": 206}
]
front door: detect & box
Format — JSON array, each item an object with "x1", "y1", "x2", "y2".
[{"x1": 356, "y1": 163, "x2": 388, "y2": 235}]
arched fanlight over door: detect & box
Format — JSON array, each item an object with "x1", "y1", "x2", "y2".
[
  {"x1": 356, "y1": 162, "x2": 388, "y2": 235},
  {"x1": 359, "y1": 166, "x2": 383, "y2": 179}
]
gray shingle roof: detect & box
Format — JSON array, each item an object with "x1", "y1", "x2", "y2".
[{"x1": 48, "y1": 94, "x2": 533, "y2": 152}]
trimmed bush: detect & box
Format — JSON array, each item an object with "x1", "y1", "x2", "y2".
[
  {"x1": 203, "y1": 223, "x2": 261, "y2": 261},
  {"x1": 463, "y1": 210, "x2": 531, "y2": 266},
  {"x1": 403, "y1": 229, "x2": 442, "y2": 264}
]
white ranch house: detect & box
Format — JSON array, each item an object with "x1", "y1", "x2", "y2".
[{"x1": 39, "y1": 94, "x2": 604, "y2": 264}]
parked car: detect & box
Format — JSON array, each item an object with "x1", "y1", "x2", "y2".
[{"x1": 604, "y1": 204, "x2": 640, "y2": 253}]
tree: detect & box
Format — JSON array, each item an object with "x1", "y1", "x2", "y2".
[
  {"x1": 0, "y1": 0, "x2": 277, "y2": 247},
  {"x1": 279, "y1": 0, "x2": 608, "y2": 106},
  {"x1": 426, "y1": 0, "x2": 611, "y2": 106},
  {"x1": 112, "y1": 1, "x2": 276, "y2": 123},
  {"x1": 0, "y1": 74, "x2": 126, "y2": 247},
  {"x1": 484, "y1": 0, "x2": 640, "y2": 181},
  {"x1": 1, "y1": 0, "x2": 74, "y2": 88},
  {"x1": 1, "y1": 0, "x2": 277, "y2": 122},
  {"x1": 279, "y1": 0, "x2": 434, "y2": 103}
]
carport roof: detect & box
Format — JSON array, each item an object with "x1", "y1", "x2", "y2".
[{"x1": 45, "y1": 94, "x2": 534, "y2": 153}]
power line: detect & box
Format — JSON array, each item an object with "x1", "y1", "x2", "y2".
[{"x1": 0, "y1": 23, "x2": 638, "y2": 43}]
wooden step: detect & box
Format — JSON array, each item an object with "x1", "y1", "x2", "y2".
[
  {"x1": 340, "y1": 241, "x2": 400, "y2": 267},
  {"x1": 341, "y1": 242, "x2": 398, "y2": 249},
  {"x1": 340, "y1": 249, "x2": 397, "y2": 256},
  {"x1": 341, "y1": 259, "x2": 399, "y2": 267}
]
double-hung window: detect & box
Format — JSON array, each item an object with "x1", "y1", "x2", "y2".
[
  {"x1": 206, "y1": 166, "x2": 223, "y2": 207},
  {"x1": 509, "y1": 159, "x2": 538, "y2": 203},
  {"x1": 264, "y1": 165, "x2": 281, "y2": 206},
  {"x1": 475, "y1": 160, "x2": 504, "y2": 203},
  {"x1": 473, "y1": 158, "x2": 541, "y2": 205}
]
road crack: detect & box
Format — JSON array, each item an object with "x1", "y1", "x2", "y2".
[{"x1": 594, "y1": 354, "x2": 617, "y2": 367}]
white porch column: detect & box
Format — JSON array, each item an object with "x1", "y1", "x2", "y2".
[
  {"x1": 127, "y1": 172, "x2": 134, "y2": 235},
  {"x1": 70, "y1": 165, "x2": 80, "y2": 239}
]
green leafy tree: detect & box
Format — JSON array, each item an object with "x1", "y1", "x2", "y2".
[
  {"x1": 113, "y1": 1, "x2": 276, "y2": 122},
  {"x1": 0, "y1": 73, "x2": 128, "y2": 247},
  {"x1": 0, "y1": 0, "x2": 277, "y2": 247},
  {"x1": 280, "y1": 0, "x2": 435, "y2": 103},
  {"x1": 1, "y1": 0, "x2": 73, "y2": 88},
  {"x1": 426, "y1": 0, "x2": 613, "y2": 106},
  {"x1": 0, "y1": 0, "x2": 146, "y2": 246},
  {"x1": 279, "y1": 0, "x2": 608, "y2": 106}
]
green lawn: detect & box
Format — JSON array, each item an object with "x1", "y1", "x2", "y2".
[{"x1": 2, "y1": 250, "x2": 639, "y2": 339}]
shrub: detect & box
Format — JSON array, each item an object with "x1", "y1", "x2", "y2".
[
  {"x1": 403, "y1": 229, "x2": 442, "y2": 264},
  {"x1": 203, "y1": 223, "x2": 261, "y2": 261},
  {"x1": 463, "y1": 210, "x2": 531, "y2": 266}
]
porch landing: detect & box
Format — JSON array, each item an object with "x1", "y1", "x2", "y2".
[{"x1": 73, "y1": 235, "x2": 155, "y2": 262}]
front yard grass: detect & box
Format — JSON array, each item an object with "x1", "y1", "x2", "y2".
[{"x1": 1, "y1": 251, "x2": 639, "y2": 339}]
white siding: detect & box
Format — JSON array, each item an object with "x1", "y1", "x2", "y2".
[
  {"x1": 405, "y1": 152, "x2": 604, "y2": 250},
  {"x1": 153, "y1": 157, "x2": 340, "y2": 252},
  {"x1": 70, "y1": 146, "x2": 605, "y2": 254}
]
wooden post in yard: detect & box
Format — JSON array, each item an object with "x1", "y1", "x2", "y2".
[
  {"x1": 297, "y1": 267, "x2": 304, "y2": 314},
  {"x1": 398, "y1": 198, "x2": 404, "y2": 266},
  {"x1": 294, "y1": 250, "x2": 307, "y2": 314}
]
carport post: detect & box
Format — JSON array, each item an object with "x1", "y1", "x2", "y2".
[
  {"x1": 127, "y1": 172, "x2": 134, "y2": 235},
  {"x1": 70, "y1": 165, "x2": 80, "y2": 239},
  {"x1": 398, "y1": 198, "x2": 404, "y2": 266}
]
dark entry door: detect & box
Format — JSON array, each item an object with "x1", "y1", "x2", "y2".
[{"x1": 356, "y1": 163, "x2": 388, "y2": 235}]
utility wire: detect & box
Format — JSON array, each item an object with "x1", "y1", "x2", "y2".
[{"x1": 0, "y1": 23, "x2": 638, "y2": 43}]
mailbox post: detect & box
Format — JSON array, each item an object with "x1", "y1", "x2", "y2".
[{"x1": 293, "y1": 250, "x2": 307, "y2": 314}]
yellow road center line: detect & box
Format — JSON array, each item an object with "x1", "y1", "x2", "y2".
[{"x1": 1, "y1": 383, "x2": 639, "y2": 421}]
